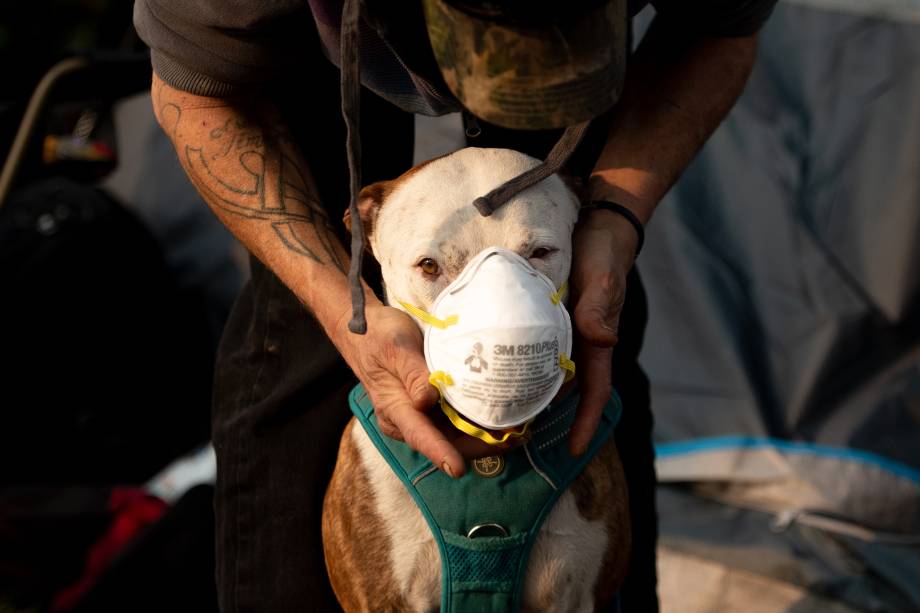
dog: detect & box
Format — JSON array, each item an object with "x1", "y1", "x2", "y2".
[{"x1": 322, "y1": 147, "x2": 630, "y2": 612}]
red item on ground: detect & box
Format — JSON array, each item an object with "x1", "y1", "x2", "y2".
[{"x1": 51, "y1": 488, "x2": 167, "y2": 612}]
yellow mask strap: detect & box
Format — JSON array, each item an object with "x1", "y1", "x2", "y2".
[
  {"x1": 428, "y1": 371, "x2": 530, "y2": 446},
  {"x1": 550, "y1": 280, "x2": 568, "y2": 305},
  {"x1": 559, "y1": 353, "x2": 576, "y2": 383},
  {"x1": 397, "y1": 300, "x2": 458, "y2": 329},
  {"x1": 429, "y1": 370, "x2": 454, "y2": 389},
  {"x1": 552, "y1": 280, "x2": 574, "y2": 383}
]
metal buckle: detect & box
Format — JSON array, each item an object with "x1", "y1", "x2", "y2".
[{"x1": 467, "y1": 523, "x2": 508, "y2": 539}]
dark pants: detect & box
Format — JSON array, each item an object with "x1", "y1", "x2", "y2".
[{"x1": 212, "y1": 50, "x2": 657, "y2": 613}]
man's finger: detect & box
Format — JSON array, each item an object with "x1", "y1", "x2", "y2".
[
  {"x1": 377, "y1": 414, "x2": 403, "y2": 441},
  {"x1": 574, "y1": 282, "x2": 620, "y2": 347},
  {"x1": 570, "y1": 344, "x2": 612, "y2": 456},
  {"x1": 387, "y1": 399, "x2": 465, "y2": 478},
  {"x1": 394, "y1": 338, "x2": 440, "y2": 412}
]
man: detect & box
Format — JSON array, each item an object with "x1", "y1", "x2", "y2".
[{"x1": 134, "y1": 1, "x2": 775, "y2": 610}]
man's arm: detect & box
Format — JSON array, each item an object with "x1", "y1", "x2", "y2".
[
  {"x1": 590, "y1": 21, "x2": 758, "y2": 221},
  {"x1": 151, "y1": 75, "x2": 349, "y2": 315},
  {"x1": 151, "y1": 74, "x2": 474, "y2": 477},
  {"x1": 568, "y1": 20, "x2": 759, "y2": 454}
]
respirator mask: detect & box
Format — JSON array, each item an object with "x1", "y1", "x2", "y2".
[{"x1": 398, "y1": 246, "x2": 575, "y2": 445}]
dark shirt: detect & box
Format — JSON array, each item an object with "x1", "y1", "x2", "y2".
[{"x1": 134, "y1": 0, "x2": 776, "y2": 112}]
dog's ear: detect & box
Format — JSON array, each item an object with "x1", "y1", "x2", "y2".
[
  {"x1": 343, "y1": 180, "x2": 392, "y2": 253},
  {"x1": 556, "y1": 168, "x2": 588, "y2": 206}
]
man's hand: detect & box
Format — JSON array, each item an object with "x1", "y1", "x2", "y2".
[
  {"x1": 332, "y1": 301, "x2": 518, "y2": 478},
  {"x1": 571, "y1": 24, "x2": 758, "y2": 455},
  {"x1": 568, "y1": 207, "x2": 639, "y2": 455}
]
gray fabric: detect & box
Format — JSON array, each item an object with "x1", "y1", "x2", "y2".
[
  {"x1": 657, "y1": 447, "x2": 920, "y2": 533},
  {"x1": 783, "y1": 0, "x2": 920, "y2": 23},
  {"x1": 133, "y1": 0, "x2": 462, "y2": 111},
  {"x1": 640, "y1": 2, "x2": 920, "y2": 609},
  {"x1": 658, "y1": 486, "x2": 920, "y2": 612},
  {"x1": 642, "y1": 3, "x2": 920, "y2": 461},
  {"x1": 133, "y1": 0, "x2": 310, "y2": 96},
  {"x1": 134, "y1": 0, "x2": 778, "y2": 105}
]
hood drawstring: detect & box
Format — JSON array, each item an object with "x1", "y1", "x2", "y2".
[
  {"x1": 472, "y1": 120, "x2": 590, "y2": 217},
  {"x1": 342, "y1": 0, "x2": 368, "y2": 334},
  {"x1": 341, "y1": 0, "x2": 590, "y2": 334}
]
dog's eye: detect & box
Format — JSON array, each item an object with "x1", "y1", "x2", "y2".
[
  {"x1": 530, "y1": 247, "x2": 556, "y2": 259},
  {"x1": 418, "y1": 257, "x2": 440, "y2": 276}
]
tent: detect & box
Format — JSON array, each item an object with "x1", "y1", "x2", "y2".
[{"x1": 639, "y1": 2, "x2": 920, "y2": 611}]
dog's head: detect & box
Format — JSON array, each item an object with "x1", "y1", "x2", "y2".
[{"x1": 345, "y1": 147, "x2": 580, "y2": 315}]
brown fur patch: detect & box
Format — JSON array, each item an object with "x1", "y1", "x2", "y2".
[
  {"x1": 342, "y1": 153, "x2": 454, "y2": 252},
  {"x1": 343, "y1": 181, "x2": 391, "y2": 254},
  {"x1": 569, "y1": 438, "x2": 631, "y2": 610},
  {"x1": 557, "y1": 169, "x2": 587, "y2": 205},
  {"x1": 322, "y1": 420, "x2": 408, "y2": 612}
]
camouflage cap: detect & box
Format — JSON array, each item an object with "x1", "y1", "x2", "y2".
[{"x1": 422, "y1": 0, "x2": 627, "y2": 130}]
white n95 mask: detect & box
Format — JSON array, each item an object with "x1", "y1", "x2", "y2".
[{"x1": 398, "y1": 246, "x2": 575, "y2": 445}]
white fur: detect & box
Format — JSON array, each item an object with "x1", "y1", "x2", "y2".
[
  {"x1": 369, "y1": 148, "x2": 579, "y2": 314},
  {"x1": 352, "y1": 423, "x2": 440, "y2": 612},
  {"x1": 354, "y1": 148, "x2": 604, "y2": 611},
  {"x1": 522, "y1": 493, "x2": 608, "y2": 612}
]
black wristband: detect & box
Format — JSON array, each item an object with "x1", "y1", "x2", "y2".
[{"x1": 583, "y1": 200, "x2": 645, "y2": 257}]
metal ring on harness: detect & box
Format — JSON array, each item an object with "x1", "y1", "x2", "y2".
[{"x1": 467, "y1": 523, "x2": 509, "y2": 539}]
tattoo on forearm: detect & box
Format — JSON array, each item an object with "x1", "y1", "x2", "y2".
[
  {"x1": 207, "y1": 117, "x2": 290, "y2": 159},
  {"x1": 185, "y1": 144, "x2": 346, "y2": 273},
  {"x1": 158, "y1": 95, "x2": 346, "y2": 274}
]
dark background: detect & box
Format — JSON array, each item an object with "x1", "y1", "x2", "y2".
[{"x1": 0, "y1": 3, "x2": 220, "y2": 611}]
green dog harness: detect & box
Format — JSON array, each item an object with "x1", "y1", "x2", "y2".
[{"x1": 349, "y1": 384, "x2": 622, "y2": 612}]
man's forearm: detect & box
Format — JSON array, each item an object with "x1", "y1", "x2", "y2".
[
  {"x1": 151, "y1": 74, "x2": 361, "y2": 330},
  {"x1": 590, "y1": 18, "x2": 758, "y2": 223},
  {"x1": 151, "y1": 75, "x2": 466, "y2": 473}
]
